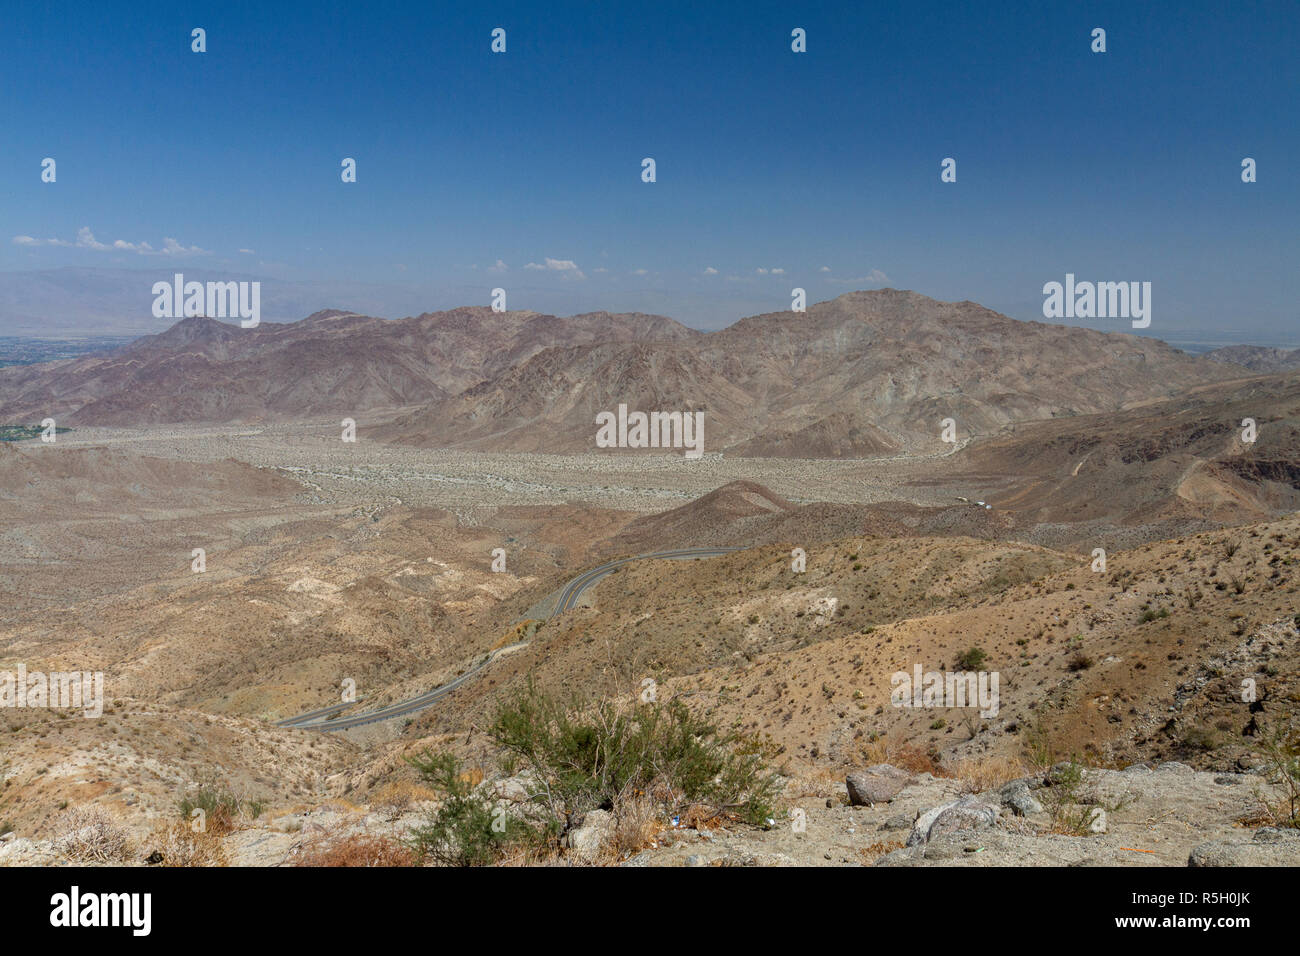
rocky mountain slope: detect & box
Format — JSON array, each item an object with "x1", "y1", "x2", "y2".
[
  {"x1": 379, "y1": 290, "x2": 1246, "y2": 455},
  {"x1": 0, "y1": 307, "x2": 695, "y2": 425},
  {"x1": 1, "y1": 291, "x2": 1247, "y2": 457},
  {"x1": 1206, "y1": 344, "x2": 1300, "y2": 374}
]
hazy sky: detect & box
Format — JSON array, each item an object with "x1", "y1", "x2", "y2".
[{"x1": 3, "y1": 0, "x2": 1297, "y2": 344}]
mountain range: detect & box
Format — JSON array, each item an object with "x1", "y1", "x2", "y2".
[{"x1": 0, "y1": 290, "x2": 1262, "y2": 458}]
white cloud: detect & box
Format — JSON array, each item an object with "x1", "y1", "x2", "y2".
[
  {"x1": 703, "y1": 266, "x2": 718, "y2": 275},
  {"x1": 487, "y1": 258, "x2": 508, "y2": 272},
  {"x1": 14, "y1": 226, "x2": 209, "y2": 257},
  {"x1": 524, "y1": 256, "x2": 585, "y2": 279},
  {"x1": 631, "y1": 268, "x2": 648, "y2": 276},
  {"x1": 755, "y1": 268, "x2": 768, "y2": 275},
  {"x1": 818, "y1": 265, "x2": 831, "y2": 273},
  {"x1": 77, "y1": 227, "x2": 110, "y2": 250},
  {"x1": 239, "y1": 248, "x2": 256, "y2": 255},
  {"x1": 156, "y1": 237, "x2": 210, "y2": 257},
  {"x1": 771, "y1": 267, "x2": 785, "y2": 275}
]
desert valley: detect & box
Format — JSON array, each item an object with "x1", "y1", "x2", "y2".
[{"x1": 1, "y1": 289, "x2": 1297, "y2": 868}]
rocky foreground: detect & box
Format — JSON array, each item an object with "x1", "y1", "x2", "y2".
[
  {"x1": 3, "y1": 760, "x2": 1296, "y2": 867},
  {"x1": 626, "y1": 762, "x2": 1299, "y2": 867}
]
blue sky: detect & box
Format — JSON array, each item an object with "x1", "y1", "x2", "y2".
[{"x1": 2, "y1": 0, "x2": 1297, "y2": 342}]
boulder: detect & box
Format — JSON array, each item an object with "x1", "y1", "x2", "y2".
[
  {"x1": 566, "y1": 809, "x2": 614, "y2": 863},
  {"x1": 907, "y1": 796, "x2": 999, "y2": 847},
  {"x1": 846, "y1": 764, "x2": 911, "y2": 806},
  {"x1": 1189, "y1": 827, "x2": 1300, "y2": 867},
  {"x1": 999, "y1": 780, "x2": 1044, "y2": 816}
]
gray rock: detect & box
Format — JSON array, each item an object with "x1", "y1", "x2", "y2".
[
  {"x1": 1189, "y1": 827, "x2": 1300, "y2": 867},
  {"x1": 566, "y1": 809, "x2": 614, "y2": 863},
  {"x1": 880, "y1": 812, "x2": 913, "y2": 831},
  {"x1": 491, "y1": 774, "x2": 535, "y2": 803},
  {"x1": 999, "y1": 780, "x2": 1044, "y2": 816},
  {"x1": 907, "y1": 796, "x2": 999, "y2": 847},
  {"x1": 846, "y1": 764, "x2": 911, "y2": 806}
]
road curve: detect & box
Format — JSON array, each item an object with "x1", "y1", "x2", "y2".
[{"x1": 278, "y1": 547, "x2": 742, "y2": 732}]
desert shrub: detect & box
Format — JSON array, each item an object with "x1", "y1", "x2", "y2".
[
  {"x1": 1180, "y1": 725, "x2": 1220, "y2": 752},
  {"x1": 56, "y1": 806, "x2": 131, "y2": 863},
  {"x1": 368, "y1": 779, "x2": 435, "y2": 821},
  {"x1": 152, "y1": 820, "x2": 228, "y2": 867},
  {"x1": 608, "y1": 792, "x2": 660, "y2": 856},
  {"x1": 1251, "y1": 718, "x2": 1300, "y2": 828},
  {"x1": 862, "y1": 739, "x2": 948, "y2": 776},
  {"x1": 408, "y1": 684, "x2": 779, "y2": 865},
  {"x1": 1040, "y1": 760, "x2": 1095, "y2": 835},
  {"x1": 955, "y1": 646, "x2": 987, "y2": 670},
  {"x1": 296, "y1": 834, "x2": 414, "y2": 867},
  {"x1": 406, "y1": 751, "x2": 538, "y2": 867},
  {"x1": 177, "y1": 784, "x2": 263, "y2": 835},
  {"x1": 1067, "y1": 652, "x2": 1094, "y2": 672},
  {"x1": 489, "y1": 683, "x2": 779, "y2": 833},
  {"x1": 1022, "y1": 718, "x2": 1057, "y2": 770}
]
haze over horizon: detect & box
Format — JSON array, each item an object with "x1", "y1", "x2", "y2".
[{"x1": 2, "y1": 0, "x2": 1296, "y2": 345}]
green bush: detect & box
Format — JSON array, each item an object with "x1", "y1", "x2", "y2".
[
  {"x1": 1251, "y1": 718, "x2": 1300, "y2": 828},
  {"x1": 406, "y1": 752, "x2": 538, "y2": 866},
  {"x1": 406, "y1": 683, "x2": 780, "y2": 865},
  {"x1": 177, "y1": 784, "x2": 263, "y2": 832},
  {"x1": 490, "y1": 682, "x2": 779, "y2": 830},
  {"x1": 955, "y1": 646, "x2": 987, "y2": 671}
]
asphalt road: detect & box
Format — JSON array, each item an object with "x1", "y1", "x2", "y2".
[{"x1": 278, "y1": 546, "x2": 742, "y2": 732}]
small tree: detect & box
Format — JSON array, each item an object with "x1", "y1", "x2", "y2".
[{"x1": 405, "y1": 751, "x2": 535, "y2": 866}]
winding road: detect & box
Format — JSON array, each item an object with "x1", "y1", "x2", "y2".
[{"x1": 277, "y1": 546, "x2": 742, "y2": 732}]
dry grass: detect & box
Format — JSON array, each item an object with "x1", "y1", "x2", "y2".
[
  {"x1": 294, "y1": 834, "x2": 415, "y2": 867},
  {"x1": 152, "y1": 820, "x2": 228, "y2": 867},
  {"x1": 858, "y1": 840, "x2": 905, "y2": 864},
  {"x1": 860, "y1": 739, "x2": 950, "y2": 777},
  {"x1": 609, "y1": 793, "x2": 663, "y2": 857},
  {"x1": 952, "y1": 753, "x2": 1029, "y2": 793},
  {"x1": 368, "y1": 779, "x2": 436, "y2": 821},
  {"x1": 457, "y1": 767, "x2": 485, "y2": 788}
]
